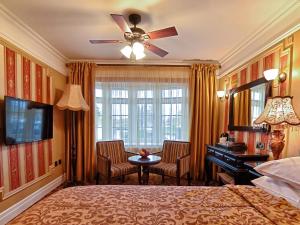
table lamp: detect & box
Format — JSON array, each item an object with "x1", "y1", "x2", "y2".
[
  {"x1": 56, "y1": 84, "x2": 89, "y2": 185},
  {"x1": 254, "y1": 96, "x2": 300, "y2": 159}
]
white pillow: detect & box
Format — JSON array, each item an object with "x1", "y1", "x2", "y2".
[
  {"x1": 254, "y1": 157, "x2": 300, "y2": 189},
  {"x1": 252, "y1": 176, "x2": 300, "y2": 208}
]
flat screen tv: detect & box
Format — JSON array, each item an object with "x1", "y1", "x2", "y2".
[{"x1": 4, "y1": 96, "x2": 53, "y2": 145}]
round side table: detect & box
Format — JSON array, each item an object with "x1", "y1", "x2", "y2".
[{"x1": 128, "y1": 155, "x2": 161, "y2": 185}]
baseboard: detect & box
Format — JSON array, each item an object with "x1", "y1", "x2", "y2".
[{"x1": 0, "y1": 174, "x2": 65, "y2": 224}]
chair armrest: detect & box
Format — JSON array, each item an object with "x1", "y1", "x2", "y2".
[
  {"x1": 97, "y1": 155, "x2": 111, "y2": 177},
  {"x1": 177, "y1": 154, "x2": 190, "y2": 160},
  {"x1": 176, "y1": 155, "x2": 191, "y2": 177},
  {"x1": 125, "y1": 151, "x2": 138, "y2": 158},
  {"x1": 152, "y1": 151, "x2": 163, "y2": 157}
]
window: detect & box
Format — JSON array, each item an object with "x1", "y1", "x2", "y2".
[{"x1": 95, "y1": 82, "x2": 189, "y2": 147}]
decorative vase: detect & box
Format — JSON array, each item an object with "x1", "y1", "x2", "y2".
[{"x1": 270, "y1": 130, "x2": 285, "y2": 160}]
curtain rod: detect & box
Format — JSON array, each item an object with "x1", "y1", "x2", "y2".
[
  {"x1": 96, "y1": 64, "x2": 191, "y2": 68},
  {"x1": 66, "y1": 61, "x2": 221, "y2": 68}
]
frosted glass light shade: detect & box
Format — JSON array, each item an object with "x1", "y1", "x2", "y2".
[
  {"x1": 121, "y1": 45, "x2": 132, "y2": 58},
  {"x1": 132, "y1": 42, "x2": 144, "y2": 55},
  {"x1": 217, "y1": 91, "x2": 225, "y2": 98},
  {"x1": 263, "y1": 69, "x2": 279, "y2": 81},
  {"x1": 135, "y1": 51, "x2": 146, "y2": 60},
  {"x1": 56, "y1": 84, "x2": 89, "y2": 111},
  {"x1": 254, "y1": 96, "x2": 300, "y2": 126}
]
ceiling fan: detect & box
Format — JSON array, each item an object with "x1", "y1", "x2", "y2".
[{"x1": 89, "y1": 13, "x2": 178, "y2": 60}]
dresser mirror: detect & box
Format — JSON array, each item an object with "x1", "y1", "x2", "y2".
[{"x1": 228, "y1": 77, "x2": 271, "y2": 132}]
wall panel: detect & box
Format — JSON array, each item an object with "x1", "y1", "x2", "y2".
[
  {"x1": 0, "y1": 45, "x2": 55, "y2": 196},
  {"x1": 218, "y1": 35, "x2": 294, "y2": 158}
]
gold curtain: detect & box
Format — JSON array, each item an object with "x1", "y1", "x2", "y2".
[
  {"x1": 66, "y1": 62, "x2": 96, "y2": 183},
  {"x1": 233, "y1": 90, "x2": 251, "y2": 126},
  {"x1": 189, "y1": 64, "x2": 219, "y2": 180}
]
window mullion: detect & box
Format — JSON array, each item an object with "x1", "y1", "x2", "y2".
[{"x1": 129, "y1": 87, "x2": 135, "y2": 147}]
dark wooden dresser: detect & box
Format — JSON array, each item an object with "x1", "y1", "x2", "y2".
[{"x1": 205, "y1": 145, "x2": 269, "y2": 185}]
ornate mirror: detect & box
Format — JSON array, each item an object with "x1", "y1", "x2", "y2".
[{"x1": 228, "y1": 77, "x2": 271, "y2": 132}]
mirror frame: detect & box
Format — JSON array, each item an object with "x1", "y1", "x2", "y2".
[{"x1": 228, "y1": 77, "x2": 272, "y2": 132}]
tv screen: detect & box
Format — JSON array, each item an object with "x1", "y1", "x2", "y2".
[{"x1": 4, "y1": 96, "x2": 53, "y2": 145}]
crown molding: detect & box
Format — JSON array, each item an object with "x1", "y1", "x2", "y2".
[
  {"x1": 0, "y1": 4, "x2": 68, "y2": 75},
  {"x1": 218, "y1": 23, "x2": 300, "y2": 79},
  {"x1": 218, "y1": 0, "x2": 300, "y2": 78}
]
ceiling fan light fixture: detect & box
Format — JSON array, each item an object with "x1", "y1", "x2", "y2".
[
  {"x1": 120, "y1": 45, "x2": 132, "y2": 58},
  {"x1": 135, "y1": 51, "x2": 146, "y2": 60},
  {"x1": 132, "y1": 41, "x2": 144, "y2": 55}
]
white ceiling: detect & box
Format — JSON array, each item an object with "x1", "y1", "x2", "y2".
[{"x1": 1, "y1": 0, "x2": 300, "y2": 75}]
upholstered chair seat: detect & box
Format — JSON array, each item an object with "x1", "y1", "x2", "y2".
[
  {"x1": 96, "y1": 140, "x2": 141, "y2": 184},
  {"x1": 150, "y1": 162, "x2": 177, "y2": 177},
  {"x1": 149, "y1": 140, "x2": 191, "y2": 185}
]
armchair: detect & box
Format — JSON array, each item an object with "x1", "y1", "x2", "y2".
[
  {"x1": 96, "y1": 140, "x2": 141, "y2": 184},
  {"x1": 149, "y1": 140, "x2": 191, "y2": 185}
]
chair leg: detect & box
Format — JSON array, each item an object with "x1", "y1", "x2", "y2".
[
  {"x1": 161, "y1": 173, "x2": 165, "y2": 184},
  {"x1": 121, "y1": 175, "x2": 125, "y2": 183},
  {"x1": 176, "y1": 176, "x2": 181, "y2": 186},
  {"x1": 187, "y1": 172, "x2": 191, "y2": 186},
  {"x1": 138, "y1": 167, "x2": 142, "y2": 184},
  {"x1": 107, "y1": 176, "x2": 111, "y2": 184}
]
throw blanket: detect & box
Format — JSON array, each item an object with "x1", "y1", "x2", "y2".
[{"x1": 8, "y1": 185, "x2": 300, "y2": 225}]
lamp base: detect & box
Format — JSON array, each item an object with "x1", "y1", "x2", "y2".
[{"x1": 269, "y1": 130, "x2": 285, "y2": 160}]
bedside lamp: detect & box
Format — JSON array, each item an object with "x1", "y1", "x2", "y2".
[{"x1": 254, "y1": 96, "x2": 300, "y2": 159}]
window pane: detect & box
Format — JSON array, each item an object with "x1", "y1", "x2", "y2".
[
  {"x1": 121, "y1": 104, "x2": 128, "y2": 115},
  {"x1": 146, "y1": 104, "x2": 153, "y2": 114},
  {"x1": 137, "y1": 90, "x2": 153, "y2": 98},
  {"x1": 146, "y1": 90, "x2": 153, "y2": 98},
  {"x1": 112, "y1": 104, "x2": 128, "y2": 115},
  {"x1": 97, "y1": 128, "x2": 102, "y2": 140},
  {"x1": 95, "y1": 89, "x2": 102, "y2": 98},
  {"x1": 146, "y1": 115, "x2": 153, "y2": 127},
  {"x1": 162, "y1": 90, "x2": 171, "y2": 98},
  {"x1": 177, "y1": 104, "x2": 182, "y2": 115},
  {"x1": 162, "y1": 116, "x2": 171, "y2": 127},
  {"x1": 162, "y1": 104, "x2": 171, "y2": 115},
  {"x1": 137, "y1": 90, "x2": 145, "y2": 98},
  {"x1": 112, "y1": 90, "x2": 128, "y2": 98},
  {"x1": 162, "y1": 89, "x2": 182, "y2": 98},
  {"x1": 96, "y1": 103, "x2": 102, "y2": 114}
]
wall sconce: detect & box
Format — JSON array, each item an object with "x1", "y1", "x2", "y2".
[
  {"x1": 217, "y1": 90, "x2": 229, "y2": 100},
  {"x1": 217, "y1": 78, "x2": 229, "y2": 100},
  {"x1": 263, "y1": 68, "x2": 287, "y2": 82}
]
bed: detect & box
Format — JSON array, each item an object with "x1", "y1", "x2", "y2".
[{"x1": 8, "y1": 185, "x2": 300, "y2": 225}]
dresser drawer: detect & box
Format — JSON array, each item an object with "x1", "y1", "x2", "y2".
[{"x1": 224, "y1": 155, "x2": 236, "y2": 165}]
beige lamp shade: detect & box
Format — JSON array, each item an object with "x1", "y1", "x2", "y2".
[
  {"x1": 254, "y1": 96, "x2": 300, "y2": 126},
  {"x1": 56, "y1": 84, "x2": 89, "y2": 111}
]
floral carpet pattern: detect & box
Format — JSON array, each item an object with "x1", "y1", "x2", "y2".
[{"x1": 8, "y1": 184, "x2": 300, "y2": 225}]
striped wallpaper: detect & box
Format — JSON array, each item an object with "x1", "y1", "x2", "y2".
[
  {"x1": 220, "y1": 37, "x2": 292, "y2": 156},
  {"x1": 0, "y1": 44, "x2": 53, "y2": 195}
]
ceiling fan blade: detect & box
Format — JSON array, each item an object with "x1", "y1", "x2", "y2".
[
  {"x1": 110, "y1": 14, "x2": 132, "y2": 33},
  {"x1": 144, "y1": 42, "x2": 168, "y2": 57},
  {"x1": 89, "y1": 40, "x2": 124, "y2": 44},
  {"x1": 147, "y1": 26, "x2": 178, "y2": 39}
]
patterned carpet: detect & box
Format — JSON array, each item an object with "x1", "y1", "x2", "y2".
[{"x1": 50, "y1": 173, "x2": 205, "y2": 196}]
